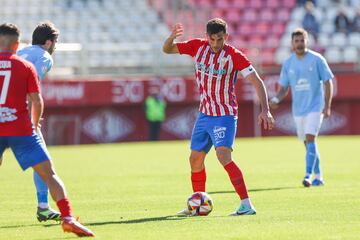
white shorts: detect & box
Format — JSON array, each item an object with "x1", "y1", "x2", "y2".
[{"x1": 294, "y1": 112, "x2": 323, "y2": 141}]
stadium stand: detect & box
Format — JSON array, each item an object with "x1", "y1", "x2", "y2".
[
  {"x1": 0, "y1": 0, "x2": 192, "y2": 76},
  {"x1": 154, "y1": 0, "x2": 295, "y2": 66},
  {"x1": 0, "y1": 0, "x2": 358, "y2": 77},
  {"x1": 277, "y1": 0, "x2": 360, "y2": 65}
]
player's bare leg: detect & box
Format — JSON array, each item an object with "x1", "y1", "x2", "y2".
[
  {"x1": 33, "y1": 161, "x2": 94, "y2": 237},
  {"x1": 216, "y1": 147, "x2": 256, "y2": 216}
]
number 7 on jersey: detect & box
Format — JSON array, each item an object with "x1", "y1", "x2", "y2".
[{"x1": 0, "y1": 70, "x2": 11, "y2": 104}]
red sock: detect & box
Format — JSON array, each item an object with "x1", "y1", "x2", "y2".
[
  {"x1": 191, "y1": 168, "x2": 206, "y2": 192},
  {"x1": 224, "y1": 161, "x2": 249, "y2": 199},
  {"x1": 56, "y1": 198, "x2": 72, "y2": 219}
]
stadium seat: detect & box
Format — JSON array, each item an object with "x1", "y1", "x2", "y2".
[
  {"x1": 265, "y1": 35, "x2": 280, "y2": 48},
  {"x1": 271, "y1": 23, "x2": 285, "y2": 37},
  {"x1": 259, "y1": 9, "x2": 274, "y2": 22},
  {"x1": 225, "y1": 9, "x2": 242, "y2": 23},
  {"x1": 255, "y1": 22, "x2": 271, "y2": 37},
  {"x1": 318, "y1": 34, "x2": 331, "y2": 47},
  {"x1": 277, "y1": 8, "x2": 291, "y2": 22},
  {"x1": 275, "y1": 47, "x2": 291, "y2": 64},
  {"x1": 348, "y1": 33, "x2": 360, "y2": 47},
  {"x1": 343, "y1": 47, "x2": 359, "y2": 63},
  {"x1": 231, "y1": 0, "x2": 247, "y2": 9},
  {"x1": 241, "y1": 9, "x2": 257, "y2": 22},
  {"x1": 325, "y1": 47, "x2": 343, "y2": 63},
  {"x1": 331, "y1": 33, "x2": 347, "y2": 47},
  {"x1": 265, "y1": 0, "x2": 281, "y2": 9},
  {"x1": 215, "y1": 0, "x2": 232, "y2": 9},
  {"x1": 291, "y1": 7, "x2": 305, "y2": 22},
  {"x1": 249, "y1": 0, "x2": 262, "y2": 9}
]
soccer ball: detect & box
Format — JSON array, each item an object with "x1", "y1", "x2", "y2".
[{"x1": 187, "y1": 192, "x2": 213, "y2": 216}]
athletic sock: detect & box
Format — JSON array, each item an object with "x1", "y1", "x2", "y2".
[
  {"x1": 56, "y1": 198, "x2": 72, "y2": 219},
  {"x1": 224, "y1": 161, "x2": 249, "y2": 199},
  {"x1": 313, "y1": 149, "x2": 321, "y2": 175},
  {"x1": 305, "y1": 142, "x2": 317, "y2": 176},
  {"x1": 38, "y1": 203, "x2": 49, "y2": 209},
  {"x1": 191, "y1": 169, "x2": 206, "y2": 192},
  {"x1": 241, "y1": 198, "x2": 253, "y2": 207},
  {"x1": 34, "y1": 171, "x2": 49, "y2": 208},
  {"x1": 314, "y1": 173, "x2": 322, "y2": 180}
]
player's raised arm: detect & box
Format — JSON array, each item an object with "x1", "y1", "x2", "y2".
[
  {"x1": 245, "y1": 71, "x2": 275, "y2": 130},
  {"x1": 162, "y1": 23, "x2": 184, "y2": 54},
  {"x1": 28, "y1": 92, "x2": 44, "y2": 130}
]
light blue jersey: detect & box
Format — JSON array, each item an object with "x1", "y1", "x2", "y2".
[
  {"x1": 17, "y1": 45, "x2": 53, "y2": 81},
  {"x1": 279, "y1": 49, "x2": 334, "y2": 116},
  {"x1": 17, "y1": 45, "x2": 53, "y2": 207}
]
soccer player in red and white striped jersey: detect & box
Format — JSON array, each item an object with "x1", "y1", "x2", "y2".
[{"x1": 163, "y1": 18, "x2": 275, "y2": 216}]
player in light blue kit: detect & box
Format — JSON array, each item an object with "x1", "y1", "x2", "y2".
[
  {"x1": 17, "y1": 22, "x2": 61, "y2": 221},
  {"x1": 269, "y1": 28, "x2": 333, "y2": 187}
]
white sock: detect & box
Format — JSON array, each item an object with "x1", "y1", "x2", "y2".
[
  {"x1": 241, "y1": 198, "x2": 252, "y2": 207},
  {"x1": 63, "y1": 216, "x2": 73, "y2": 222},
  {"x1": 38, "y1": 203, "x2": 49, "y2": 209},
  {"x1": 315, "y1": 174, "x2": 322, "y2": 180}
]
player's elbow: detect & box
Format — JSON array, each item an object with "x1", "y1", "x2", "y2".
[{"x1": 162, "y1": 45, "x2": 171, "y2": 54}]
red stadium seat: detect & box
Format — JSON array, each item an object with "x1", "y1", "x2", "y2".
[
  {"x1": 209, "y1": 9, "x2": 225, "y2": 19},
  {"x1": 271, "y1": 22, "x2": 285, "y2": 36},
  {"x1": 265, "y1": 0, "x2": 281, "y2": 9},
  {"x1": 237, "y1": 23, "x2": 253, "y2": 38},
  {"x1": 264, "y1": 35, "x2": 280, "y2": 48},
  {"x1": 230, "y1": 0, "x2": 247, "y2": 9},
  {"x1": 225, "y1": 9, "x2": 242, "y2": 24},
  {"x1": 260, "y1": 49, "x2": 275, "y2": 64},
  {"x1": 255, "y1": 22, "x2": 271, "y2": 37},
  {"x1": 242, "y1": 9, "x2": 257, "y2": 22},
  {"x1": 197, "y1": 0, "x2": 213, "y2": 8},
  {"x1": 259, "y1": 9, "x2": 274, "y2": 22},
  {"x1": 215, "y1": 0, "x2": 232, "y2": 9},
  {"x1": 249, "y1": 0, "x2": 263, "y2": 9},
  {"x1": 276, "y1": 8, "x2": 291, "y2": 22},
  {"x1": 282, "y1": 0, "x2": 296, "y2": 8},
  {"x1": 248, "y1": 36, "x2": 264, "y2": 48}
]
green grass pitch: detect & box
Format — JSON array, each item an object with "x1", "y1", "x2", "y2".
[{"x1": 0, "y1": 136, "x2": 359, "y2": 239}]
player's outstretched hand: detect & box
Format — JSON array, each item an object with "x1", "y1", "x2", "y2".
[
  {"x1": 171, "y1": 23, "x2": 184, "y2": 39},
  {"x1": 258, "y1": 110, "x2": 275, "y2": 130}
]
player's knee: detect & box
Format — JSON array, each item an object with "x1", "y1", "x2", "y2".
[
  {"x1": 216, "y1": 147, "x2": 231, "y2": 165},
  {"x1": 33, "y1": 160, "x2": 56, "y2": 181},
  {"x1": 189, "y1": 152, "x2": 204, "y2": 167},
  {"x1": 305, "y1": 134, "x2": 316, "y2": 143}
]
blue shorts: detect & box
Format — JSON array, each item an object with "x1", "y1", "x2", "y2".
[
  {"x1": 0, "y1": 132, "x2": 51, "y2": 171},
  {"x1": 191, "y1": 112, "x2": 237, "y2": 153}
]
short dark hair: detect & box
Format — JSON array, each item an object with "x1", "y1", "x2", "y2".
[
  {"x1": 0, "y1": 23, "x2": 20, "y2": 38},
  {"x1": 291, "y1": 28, "x2": 308, "y2": 40},
  {"x1": 32, "y1": 21, "x2": 59, "y2": 45},
  {"x1": 206, "y1": 18, "x2": 227, "y2": 35}
]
